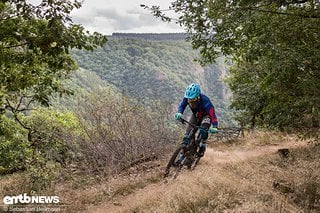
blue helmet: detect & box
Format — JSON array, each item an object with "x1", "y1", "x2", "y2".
[{"x1": 184, "y1": 83, "x2": 201, "y2": 99}]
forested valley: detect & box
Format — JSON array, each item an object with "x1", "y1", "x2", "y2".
[{"x1": 70, "y1": 35, "x2": 234, "y2": 127}]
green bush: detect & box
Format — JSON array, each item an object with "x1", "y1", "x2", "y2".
[
  {"x1": 0, "y1": 108, "x2": 81, "y2": 192},
  {"x1": 24, "y1": 108, "x2": 81, "y2": 165},
  {"x1": 22, "y1": 108, "x2": 81, "y2": 192},
  {"x1": 0, "y1": 115, "x2": 30, "y2": 174}
]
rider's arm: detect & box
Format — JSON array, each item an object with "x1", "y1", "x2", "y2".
[
  {"x1": 177, "y1": 98, "x2": 188, "y2": 114},
  {"x1": 202, "y1": 95, "x2": 218, "y2": 128},
  {"x1": 208, "y1": 106, "x2": 218, "y2": 128}
]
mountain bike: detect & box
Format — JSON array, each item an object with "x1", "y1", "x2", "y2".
[{"x1": 164, "y1": 118, "x2": 212, "y2": 179}]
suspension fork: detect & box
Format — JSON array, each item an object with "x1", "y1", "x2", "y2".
[{"x1": 184, "y1": 127, "x2": 196, "y2": 149}]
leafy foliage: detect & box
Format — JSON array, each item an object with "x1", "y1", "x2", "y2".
[
  {"x1": 22, "y1": 108, "x2": 80, "y2": 191},
  {"x1": 0, "y1": 114, "x2": 29, "y2": 174},
  {"x1": 0, "y1": 0, "x2": 107, "y2": 185},
  {"x1": 145, "y1": 0, "x2": 320, "y2": 133},
  {"x1": 0, "y1": 107, "x2": 81, "y2": 191},
  {"x1": 0, "y1": 0, "x2": 106, "y2": 114},
  {"x1": 24, "y1": 108, "x2": 80, "y2": 164}
]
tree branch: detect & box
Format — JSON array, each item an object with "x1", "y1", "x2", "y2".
[
  {"x1": 4, "y1": 42, "x2": 28, "y2": 49},
  {"x1": 245, "y1": 7, "x2": 320, "y2": 18}
]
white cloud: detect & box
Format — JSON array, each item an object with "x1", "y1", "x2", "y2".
[
  {"x1": 70, "y1": 0, "x2": 184, "y2": 35},
  {"x1": 26, "y1": 0, "x2": 183, "y2": 35}
]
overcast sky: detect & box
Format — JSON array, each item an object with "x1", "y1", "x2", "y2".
[
  {"x1": 69, "y1": 0, "x2": 184, "y2": 35},
  {"x1": 28, "y1": 0, "x2": 183, "y2": 35}
]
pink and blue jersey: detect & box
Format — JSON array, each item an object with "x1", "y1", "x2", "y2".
[{"x1": 177, "y1": 94, "x2": 218, "y2": 128}]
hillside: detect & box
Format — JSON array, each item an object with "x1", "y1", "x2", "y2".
[{"x1": 71, "y1": 36, "x2": 234, "y2": 126}]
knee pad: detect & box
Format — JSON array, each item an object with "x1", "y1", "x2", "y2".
[{"x1": 201, "y1": 117, "x2": 211, "y2": 125}]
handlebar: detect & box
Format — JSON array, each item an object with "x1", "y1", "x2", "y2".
[{"x1": 178, "y1": 118, "x2": 208, "y2": 132}]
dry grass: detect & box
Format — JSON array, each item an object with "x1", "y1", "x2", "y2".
[
  {"x1": 85, "y1": 131, "x2": 318, "y2": 213},
  {"x1": 0, "y1": 173, "x2": 28, "y2": 198},
  {"x1": 54, "y1": 159, "x2": 165, "y2": 212},
  {"x1": 1, "y1": 131, "x2": 318, "y2": 213},
  {"x1": 231, "y1": 129, "x2": 299, "y2": 146}
]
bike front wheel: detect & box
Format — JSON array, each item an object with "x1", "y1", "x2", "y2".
[{"x1": 164, "y1": 144, "x2": 186, "y2": 178}]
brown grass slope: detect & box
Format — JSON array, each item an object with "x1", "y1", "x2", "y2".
[
  {"x1": 81, "y1": 131, "x2": 319, "y2": 213},
  {"x1": 1, "y1": 131, "x2": 319, "y2": 213}
]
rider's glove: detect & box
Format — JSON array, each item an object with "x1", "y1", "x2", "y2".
[
  {"x1": 174, "y1": 112, "x2": 182, "y2": 120},
  {"x1": 209, "y1": 127, "x2": 218, "y2": 134}
]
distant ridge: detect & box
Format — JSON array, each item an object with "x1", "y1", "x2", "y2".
[{"x1": 111, "y1": 32, "x2": 187, "y2": 41}]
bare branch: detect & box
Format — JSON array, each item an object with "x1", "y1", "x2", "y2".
[
  {"x1": 245, "y1": 7, "x2": 320, "y2": 19},
  {"x1": 5, "y1": 95, "x2": 35, "y2": 113},
  {"x1": 16, "y1": 95, "x2": 24, "y2": 111},
  {"x1": 12, "y1": 111, "x2": 31, "y2": 131},
  {"x1": 4, "y1": 97, "x2": 35, "y2": 142},
  {"x1": 3, "y1": 42, "x2": 28, "y2": 49}
]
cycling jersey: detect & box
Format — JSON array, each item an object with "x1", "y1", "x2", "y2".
[{"x1": 177, "y1": 94, "x2": 218, "y2": 128}]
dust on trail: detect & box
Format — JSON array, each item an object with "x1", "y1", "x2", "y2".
[{"x1": 84, "y1": 140, "x2": 307, "y2": 213}]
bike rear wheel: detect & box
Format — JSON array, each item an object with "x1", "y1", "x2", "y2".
[{"x1": 164, "y1": 144, "x2": 186, "y2": 178}]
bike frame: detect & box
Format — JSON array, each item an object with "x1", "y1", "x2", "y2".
[
  {"x1": 177, "y1": 118, "x2": 207, "y2": 168},
  {"x1": 164, "y1": 117, "x2": 210, "y2": 178},
  {"x1": 182, "y1": 117, "x2": 208, "y2": 142},
  {"x1": 180, "y1": 118, "x2": 203, "y2": 157}
]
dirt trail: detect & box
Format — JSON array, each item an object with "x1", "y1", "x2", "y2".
[{"x1": 84, "y1": 140, "x2": 307, "y2": 213}]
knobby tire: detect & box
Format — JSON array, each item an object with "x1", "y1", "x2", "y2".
[{"x1": 164, "y1": 144, "x2": 186, "y2": 178}]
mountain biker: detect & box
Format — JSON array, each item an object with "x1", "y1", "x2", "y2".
[{"x1": 174, "y1": 83, "x2": 218, "y2": 157}]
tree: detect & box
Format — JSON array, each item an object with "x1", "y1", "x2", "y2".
[
  {"x1": 0, "y1": 0, "x2": 106, "y2": 134},
  {"x1": 143, "y1": 0, "x2": 320, "y2": 132}
]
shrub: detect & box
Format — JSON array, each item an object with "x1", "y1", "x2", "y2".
[
  {"x1": 24, "y1": 108, "x2": 81, "y2": 166},
  {"x1": 0, "y1": 115, "x2": 29, "y2": 174},
  {"x1": 72, "y1": 87, "x2": 177, "y2": 174}
]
